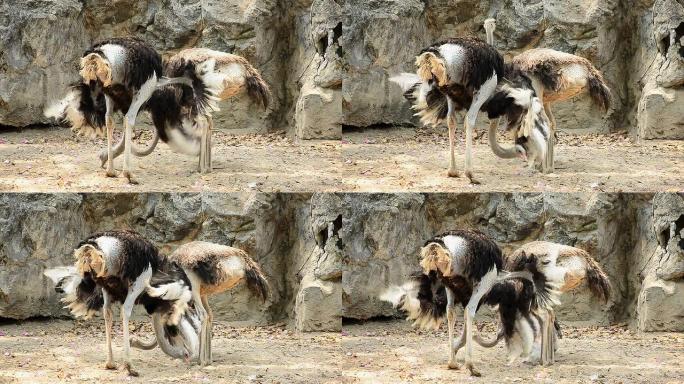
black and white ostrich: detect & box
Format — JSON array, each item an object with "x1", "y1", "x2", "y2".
[
  {"x1": 96, "y1": 48, "x2": 271, "y2": 174},
  {"x1": 43, "y1": 230, "x2": 197, "y2": 376},
  {"x1": 390, "y1": 37, "x2": 551, "y2": 183},
  {"x1": 44, "y1": 37, "x2": 188, "y2": 184},
  {"x1": 380, "y1": 229, "x2": 540, "y2": 376},
  {"x1": 484, "y1": 19, "x2": 613, "y2": 171},
  {"x1": 129, "y1": 241, "x2": 270, "y2": 366}
]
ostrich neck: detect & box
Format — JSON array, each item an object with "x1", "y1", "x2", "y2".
[
  {"x1": 488, "y1": 119, "x2": 519, "y2": 159},
  {"x1": 485, "y1": 29, "x2": 495, "y2": 46}
]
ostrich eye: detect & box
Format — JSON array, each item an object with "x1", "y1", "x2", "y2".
[{"x1": 541, "y1": 260, "x2": 551, "y2": 265}]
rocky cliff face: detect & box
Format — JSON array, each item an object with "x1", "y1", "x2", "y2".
[
  {"x1": 343, "y1": 0, "x2": 684, "y2": 139},
  {"x1": 342, "y1": 193, "x2": 684, "y2": 331},
  {"x1": 0, "y1": 0, "x2": 342, "y2": 139},
  {"x1": 0, "y1": 193, "x2": 342, "y2": 332}
]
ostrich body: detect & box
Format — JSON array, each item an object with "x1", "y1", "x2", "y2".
[
  {"x1": 390, "y1": 37, "x2": 552, "y2": 182},
  {"x1": 100, "y1": 48, "x2": 271, "y2": 174},
  {"x1": 484, "y1": 19, "x2": 613, "y2": 172},
  {"x1": 164, "y1": 241, "x2": 270, "y2": 366},
  {"x1": 44, "y1": 230, "x2": 196, "y2": 376}
]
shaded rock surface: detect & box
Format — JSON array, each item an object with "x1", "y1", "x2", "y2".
[
  {"x1": 342, "y1": 193, "x2": 684, "y2": 331},
  {"x1": 0, "y1": 193, "x2": 342, "y2": 331}
]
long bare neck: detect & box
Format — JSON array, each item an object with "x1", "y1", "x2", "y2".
[
  {"x1": 484, "y1": 20, "x2": 496, "y2": 46},
  {"x1": 488, "y1": 120, "x2": 519, "y2": 159}
]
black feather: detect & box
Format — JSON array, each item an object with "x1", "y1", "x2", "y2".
[
  {"x1": 422, "y1": 37, "x2": 504, "y2": 90},
  {"x1": 85, "y1": 37, "x2": 162, "y2": 91}
]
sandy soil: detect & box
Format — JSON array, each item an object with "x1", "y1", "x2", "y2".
[
  {"x1": 0, "y1": 128, "x2": 341, "y2": 192},
  {"x1": 1, "y1": 126, "x2": 682, "y2": 193},
  {"x1": 0, "y1": 319, "x2": 341, "y2": 384},
  {"x1": 342, "y1": 126, "x2": 684, "y2": 192},
  {"x1": 341, "y1": 320, "x2": 684, "y2": 384}
]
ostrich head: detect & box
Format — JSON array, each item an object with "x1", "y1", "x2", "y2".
[
  {"x1": 80, "y1": 53, "x2": 113, "y2": 87},
  {"x1": 419, "y1": 242, "x2": 452, "y2": 276},
  {"x1": 514, "y1": 143, "x2": 528, "y2": 161},
  {"x1": 74, "y1": 244, "x2": 107, "y2": 278},
  {"x1": 415, "y1": 51, "x2": 448, "y2": 87},
  {"x1": 484, "y1": 18, "x2": 497, "y2": 45}
]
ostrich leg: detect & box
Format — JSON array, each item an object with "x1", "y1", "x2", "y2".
[
  {"x1": 103, "y1": 291, "x2": 116, "y2": 369},
  {"x1": 198, "y1": 119, "x2": 207, "y2": 173},
  {"x1": 463, "y1": 72, "x2": 498, "y2": 184},
  {"x1": 540, "y1": 309, "x2": 556, "y2": 365},
  {"x1": 199, "y1": 116, "x2": 213, "y2": 173},
  {"x1": 462, "y1": 267, "x2": 498, "y2": 376},
  {"x1": 120, "y1": 268, "x2": 151, "y2": 376},
  {"x1": 122, "y1": 74, "x2": 159, "y2": 184},
  {"x1": 446, "y1": 98, "x2": 459, "y2": 178},
  {"x1": 187, "y1": 273, "x2": 210, "y2": 366},
  {"x1": 445, "y1": 288, "x2": 459, "y2": 369},
  {"x1": 201, "y1": 295, "x2": 213, "y2": 363},
  {"x1": 544, "y1": 103, "x2": 556, "y2": 172},
  {"x1": 207, "y1": 116, "x2": 213, "y2": 172},
  {"x1": 104, "y1": 96, "x2": 117, "y2": 177}
]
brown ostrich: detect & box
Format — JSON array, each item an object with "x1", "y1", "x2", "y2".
[
  {"x1": 167, "y1": 241, "x2": 270, "y2": 366},
  {"x1": 484, "y1": 19, "x2": 613, "y2": 172},
  {"x1": 485, "y1": 241, "x2": 612, "y2": 364}
]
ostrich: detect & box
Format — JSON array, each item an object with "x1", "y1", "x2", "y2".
[
  {"x1": 505, "y1": 241, "x2": 611, "y2": 363},
  {"x1": 483, "y1": 19, "x2": 613, "y2": 171},
  {"x1": 43, "y1": 230, "x2": 197, "y2": 376},
  {"x1": 390, "y1": 37, "x2": 551, "y2": 183},
  {"x1": 477, "y1": 242, "x2": 612, "y2": 364},
  {"x1": 130, "y1": 241, "x2": 270, "y2": 366},
  {"x1": 381, "y1": 229, "x2": 530, "y2": 376},
  {"x1": 96, "y1": 48, "x2": 271, "y2": 174},
  {"x1": 44, "y1": 37, "x2": 180, "y2": 184}
]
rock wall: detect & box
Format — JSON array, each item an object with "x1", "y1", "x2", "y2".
[
  {"x1": 0, "y1": 193, "x2": 342, "y2": 332},
  {"x1": 341, "y1": 193, "x2": 684, "y2": 331},
  {"x1": 0, "y1": 0, "x2": 343, "y2": 140},
  {"x1": 342, "y1": 0, "x2": 684, "y2": 139}
]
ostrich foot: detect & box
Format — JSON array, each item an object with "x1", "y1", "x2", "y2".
[
  {"x1": 447, "y1": 358, "x2": 460, "y2": 370},
  {"x1": 465, "y1": 172, "x2": 480, "y2": 185},
  {"x1": 522, "y1": 358, "x2": 540, "y2": 366},
  {"x1": 521, "y1": 167, "x2": 539, "y2": 177},
  {"x1": 105, "y1": 169, "x2": 118, "y2": 178},
  {"x1": 447, "y1": 168, "x2": 460, "y2": 178},
  {"x1": 124, "y1": 363, "x2": 139, "y2": 377},
  {"x1": 465, "y1": 362, "x2": 481, "y2": 377},
  {"x1": 123, "y1": 171, "x2": 138, "y2": 185},
  {"x1": 104, "y1": 362, "x2": 116, "y2": 370}
]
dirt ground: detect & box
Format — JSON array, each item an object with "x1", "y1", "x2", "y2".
[
  {"x1": 0, "y1": 319, "x2": 341, "y2": 384},
  {"x1": 0, "y1": 127, "x2": 341, "y2": 192},
  {"x1": 342, "y1": 126, "x2": 684, "y2": 192},
  {"x1": 1, "y1": 126, "x2": 682, "y2": 193},
  {"x1": 341, "y1": 320, "x2": 684, "y2": 384}
]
